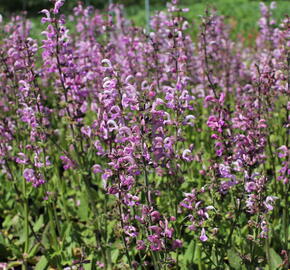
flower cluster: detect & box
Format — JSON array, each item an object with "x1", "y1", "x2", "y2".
[{"x1": 0, "y1": 0, "x2": 288, "y2": 269}]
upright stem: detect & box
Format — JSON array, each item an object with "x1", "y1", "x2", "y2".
[
  {"x1": 265, "y1": 231, "x2": 272, "y2": 270},
  {"x1": 48, "y1": 204, "x2": 58, "y2": 249},
  {"x1": 201, "y1": 14, "x2": 218, "y2": 99},
  {"x1": 283, "y1": 52, "x2": 290, "y2": 267},
  {"x1": 24, "y1": 200, "x2": 29, "y2": 253},
  {"x1": 47, "y1": 203, "x2": 62, "y2": 268},
  {"x1": 283, "y1": 184, "x2": 289, "y2": 266},
  {"x1": 117, "y1": 195, "x2": 132, "y2": 268},
  {"x1": 23, "y1": 176, "x2": 29, "y2": 270},
  {"x1": 141, "y1": 152, "x2": 160, "y2": 269},
  {"x1": 197, "y1": 244, "x2": 203, "y2": 270}
]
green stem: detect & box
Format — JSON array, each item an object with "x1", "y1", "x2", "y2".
[
  {"x1": 47, "y1": 203, "x2": 62, "y2": 268},
  {"x1": 48, "y1": 205, "x2": 58, "y2": 249},
  {"x1": 143, "y1": 167, "x2": 160, "y2": 270},
  {"x1": 265, "y1": 235, "x2": 272, "y2": 270},
  {"x1": 117, "y1": 200, "x2": 132, "y2": 268},
  {"x1": 24, "y1": 200, "x2": 29, "y2": 253},
  {"x1": 197, "y1": 244, "x2": 203, "y2": 270},
  {"x1": 22, "y1": 174, "x2": 29, "y2": 270},
  {"x1": 282, "y1": 184, "x2": 289, "y2": 264}
]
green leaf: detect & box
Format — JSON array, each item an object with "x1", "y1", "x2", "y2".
[
  {"x1": 227, "y1": 249, "x2": 242, "y2": 270},
  {"x1": 9, "y1": 245, "x2": 22, "y2": 257},
  {"x1": 78, "y1": 195, "x2": 89, "y2": 221},
  {"x1": 35, "y1": 256, "x2": 48, "y2": 270},
  {"x1": 8, "y1": 261, "x2": 22, "y2": 268},
  {"x1": 41, "y1": 224, "x2": 51, "y2": 249},
  {"x1": 106, "y1": 220, "x2": 117, "y2": 242},
  {"x1": 84, "y1": 255, "x2": 97, "y2": 270},
  {"x1": 0, "y1": 243, "x2": 12, "y2": 260},
  {"x1": 184, "y1": 240, "x2": 195, "y2": 264},
  {"x1": 28, "y1": 243, "x2": 40, "y2": 258},
  {"x1": 111, "y1": 249, "x2": 119, "y2": 263},
  {"x1": 33, "y1": 215, "x2": 44, "y2": 232},
  {"x1": 3, "y1": 214, "x2": 19, "y2": 229},
  {"x1": 269, "y1": 248, "x2": 282, "y2": 269}
]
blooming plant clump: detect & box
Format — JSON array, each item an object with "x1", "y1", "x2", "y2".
[{"x1": 0, "y1": 0, "x2": 289, "y2": 269}]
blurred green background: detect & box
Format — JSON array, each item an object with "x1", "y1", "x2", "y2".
[{"x1": 0, "y1": 0, "x2": 289, "y2": 41}]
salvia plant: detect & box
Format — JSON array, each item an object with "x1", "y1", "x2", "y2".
[{"x1": 0, "y1": 0, "x2": 289, "y2": 269}]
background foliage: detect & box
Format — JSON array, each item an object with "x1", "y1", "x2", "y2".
[{"x1": 1, "y1": 0, "x2": 290, "y2": 42}]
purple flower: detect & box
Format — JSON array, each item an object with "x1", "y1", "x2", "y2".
[
  {"x1": 150, "y1": 211, "x2": 161, "y2": 222},
  {"x1": 136, "y1": 240, "x2": 146, "y2": 250},
  {"x1": 182, "y1": 149, "x2": 193, "y2": 162},
  {"x1": 149, "y1": 226, "x2": 163, "y2": 235},
  {"x1": 92, "y1": 164, "x2": 102, "y2": 174},
  {"x1": 81, "y1": 126, "x2": 92, "y2": 138},
  {"x1": 220, "y1": 180, "x2": 236, "y2": 194},
  {"x1": 245, "y1": 182, "x2": 257, "y2": 192},
  {"x1": 219, "y1": 164, "x2": 232, "y2": 178},
  {"x1": 15, "y1": 153, "x2": 28, "y2": 164},
  {"x1": 124, "y1": 194, "x2": 140, "y2": 206},
  {"x1": 23, "y1": 168, "x2": 35, "y2": 182},
  {"x1": 172, "y1": 239, "x2": 183, "y2": 249},
  {"x1": 60, "y1": 155, "x2": 76, "y2": 170},
  {"x1": 23, "y1": 168, "x2": 45, "y2": 187},
  {"x1": 264, "y1": 196, "x2": 277, "y2": 212},
  {"x1": 200, "y1": 228, "x2": 208, "y2": 242},
  {"x1": 148, "y1": 235, "x2": 163, "y2": 251},
  {"x1": 124, "y1": 226, "x2": 138, "y2": 238},
  {"x1": 40, "y1": 9, "x2": 51, "y2": 24},
  {"x1": 260, "y1": 220, "x2": 269, "y2": 238},
  {"x1": 53, "y1": 0, "x2": 65, "y2": 14},
  {"x1": 277, "y1": 146, "x2": 288, "y2": 158}
]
